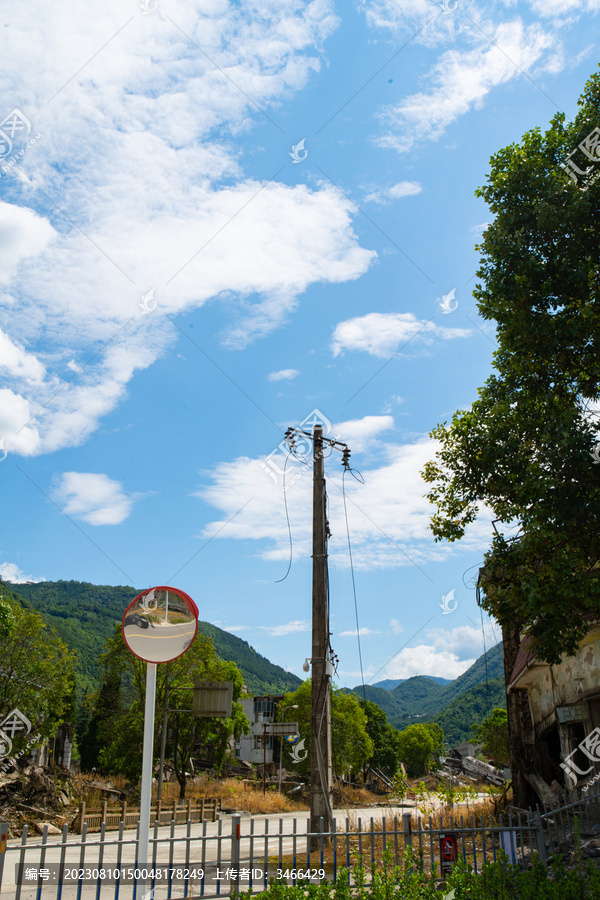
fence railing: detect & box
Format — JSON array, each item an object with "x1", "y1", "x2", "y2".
[
  {"x1": 535, "y1": 780, "x2": 600, "y2": 857},
  {"x1": 77, "y1": 798, "x2": 221, "y2": 832},
  {"x1": 0, "y1": 806, "x2": 566, "y2": 899},
  {"x1": 2, "y1": 785, "x2": 600, "y2": 898}
]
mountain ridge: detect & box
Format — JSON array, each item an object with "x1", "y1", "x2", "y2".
[{"x1": 7, "y1": 579, "x2": 302, "y2": 696}]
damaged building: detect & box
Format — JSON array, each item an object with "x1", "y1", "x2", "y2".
[{"x1": 507, "y1": 615, "x2": 600, "y2": 800}]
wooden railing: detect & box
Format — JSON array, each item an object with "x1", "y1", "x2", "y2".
[{"x1": 76, "y1": 797, "x2": 221, "y2": 832}]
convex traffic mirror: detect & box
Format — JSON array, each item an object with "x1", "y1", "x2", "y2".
[{"x1": 122, "y1": 585, "x2": 198, "y2": 663}]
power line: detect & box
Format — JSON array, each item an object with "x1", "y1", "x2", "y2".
[
  {"x1": 342, "y1": 468, "x2": 366, "y2": 704},
  {"x1": 275, "y1": 454, "x2": 294, "y2": 584}
]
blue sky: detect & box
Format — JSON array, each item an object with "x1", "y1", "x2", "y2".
[{"x1": 1, "y1": 0, "x2": 598, "y2": 688}]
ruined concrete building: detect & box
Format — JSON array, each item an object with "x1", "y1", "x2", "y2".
[{"x1": 507, "y1": 616, "x2": 600, "y2": 800}]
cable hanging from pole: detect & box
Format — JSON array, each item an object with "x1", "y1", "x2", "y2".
[{"x1": 342, "y1": 466, "x2": 367, "y2": 705}]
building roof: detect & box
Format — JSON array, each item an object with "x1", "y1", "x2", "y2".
[
  {"x1": 509, "y1": 616, "x2": 600, "y2": 691},
  {"x1": 509, "y1": 633, "x2": 535, "y2": 686}
]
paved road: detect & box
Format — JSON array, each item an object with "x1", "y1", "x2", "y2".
[{"x1": 0, "y1": 806, "x2": 413, "y2": 900}]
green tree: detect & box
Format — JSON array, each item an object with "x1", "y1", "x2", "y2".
[
  {"x1": 422, "y1": 66, "x2": 600, "y2": 667},
  {"x1": 422, "y1": 66, "x2": 600, "y2": 806},
  {"x1": 396, "y1": 723, "x2": 443, "y2": 778},
  {"x1": 471, "y1": 708, "x2": 510, "y2": 764},
  {"x1": 0, "y1": 598, "x2": 76, "y2": 755},
  {"x1": 0, "y1": 591, "x2": 14, "y2": 639},
  {"x1": 79, "y1": 671, "x2": 122, "y2": 772},
  {"x1": 425, "y1": 722, "x2": 444, "y2": 771},
  {"x1": 85, "y1": 627, "x2": 249, "y2": 795},
  {"x1": 279, "y1": 681, "x2": 373, "y2": 778},
  {"x1": 358, "y1": 698, "x2": 400, "y2": 777}
]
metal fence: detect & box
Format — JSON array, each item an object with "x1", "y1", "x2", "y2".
[
  {"x1": 0, "y1": 805, "x2": 563, "y2": 900},
  {"x1": 2, "y1": 785, "x2": 600, "y2": 899},
  {"x1": 536, "y1": 780, "x2": 600, "y2": 857}
]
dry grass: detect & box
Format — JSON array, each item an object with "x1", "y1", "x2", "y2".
[
  {"x1": 191, "y1": 776, "x2": 307, "y2": 815},
  {"x1": 73, "y1": 772, "x2": 386, "y2": 817},
  {"x1": 333, "y1": 784, "x2": 381, "y2": 807}
]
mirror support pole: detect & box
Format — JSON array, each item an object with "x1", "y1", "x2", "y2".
[{"x1": 138, "y1": 661, "x2": 157, "y2": 891}]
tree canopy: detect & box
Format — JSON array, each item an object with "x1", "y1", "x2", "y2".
[
  {"x1": 0, "y1": 593, "x2": 76, "y2": 755},
  {"x1": 359, "y1": 698, "x2": 400, "y2": 777},
  {"x1": 81, "y1": 626, "x2": 248, "y2": 794},
  {"x1": 396, "y1": 722, "x2": 444, "y2": 778},
  {"x1": 422, "y1": 66, "x2": 600, "y2": 665},
  {"x1": 279, "y1": 681, "x2": 374, "y2": 777},
  {"x1": 471, "y1": 708, "x2": 510, "y2": 764}
]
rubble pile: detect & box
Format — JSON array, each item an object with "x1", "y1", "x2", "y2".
[
  {"x1": 0, "y1": 760, "x2": 79, "y2": 837},
  {"x1": 443, "y1": 747, "x2": 506, "y2": 786}
]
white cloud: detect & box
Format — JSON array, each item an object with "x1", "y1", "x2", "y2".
[
  {"x1": 0, "y1": 389, "x2": 42, "y2": 456},
  {"x1": 471, "y1": 222, "x2": 490, "y2": 239},
  {"x1": 0, "y1": 1, "x2": 376, "y2": 458},
  {"x1": 261, "y1": 620, "x2": 310, "y2": 636},
  {"x1": 377, "y1": 19, "x2": 554, "y2": 152},
  {"x1": 427, "y1": 623, "x2": 498, "y2": 660},
  {"x1": 331, "y1": 312, "x2": 470, "y2": 357},
  {"x1": 195, "y1": 416, "x2": 493, "y2": 570},
  {"x1": 382, "y1": 624, "x2": 499, "y2": 679},
  {"x1": 384, "y1": 644, "x2": 475, "y2": 680},
  {"x1": 339, "y1": 627, "x2": 380, "y2": 636},
  {"x1": 364, "y1": 181, "x2": 422, "y2": 204},
  {"x1": 0, "y1": 561, "x2": 46, "y2": 583},
  {"x1": 268, "y1": 369, "x2": 300, "y2": 382},
  {"x1": 0, "y1": 201, "x2": 56, "y2": 287},
  {"x1": 52, "y1": 472, "x2": 138, "y2": 525},
  {"x1": 333, "y1": 415, "x2": 394, "y2": 451},
  {"x1": 390, "y1": 618, "x2": 403, "y2": 634},
  {"x1": 526, "y1": 0, "x2": 600, "y2": 16},
  {"x1": 360, "y1": 0, "x2": 453, "y2": 39},
  {"x1": 0, "y1": 330, "x2": 46, "y2": 383},
  {"x1": 223, "y1": 624, "x2": 252, "y2": 633}
]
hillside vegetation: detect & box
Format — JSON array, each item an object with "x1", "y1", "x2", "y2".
[
  {"x1": 346, "y1": 643, "x2": 506, "y2": 745},
  {"x1": 9, "y1": 580, "x2": 302, "y2": 696},
  {"x1": 8, "y1": 579, "x2": 506, "y2": 747}
]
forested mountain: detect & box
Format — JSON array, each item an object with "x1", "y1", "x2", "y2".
[
  {"x1": 7, "y1": 578, "x2": 506, "y2": 746},
  {"x1": 371, "y1": 676, "x2": 451, "y2": 690},
  {"x1": 346, "y1": 643, "x2": 506, "y2": 746},
  {"x1": 8, "y1": 580, "x2": 302, "y2": 696},
  {"x1": 432, "y1": 676, "x2": 506, "y2": 745}
]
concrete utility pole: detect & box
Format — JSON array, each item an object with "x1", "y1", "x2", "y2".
[{"x1": 310, "y1": 425, "x2": 333, "y2": 846}]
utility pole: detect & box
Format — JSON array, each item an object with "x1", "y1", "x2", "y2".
[
  {"x1": 310, "y1": 424, "x2": 333, "y2": 846},
  {"x1": 283, "y1": 423, "x2": 354, "y2": 849}
]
